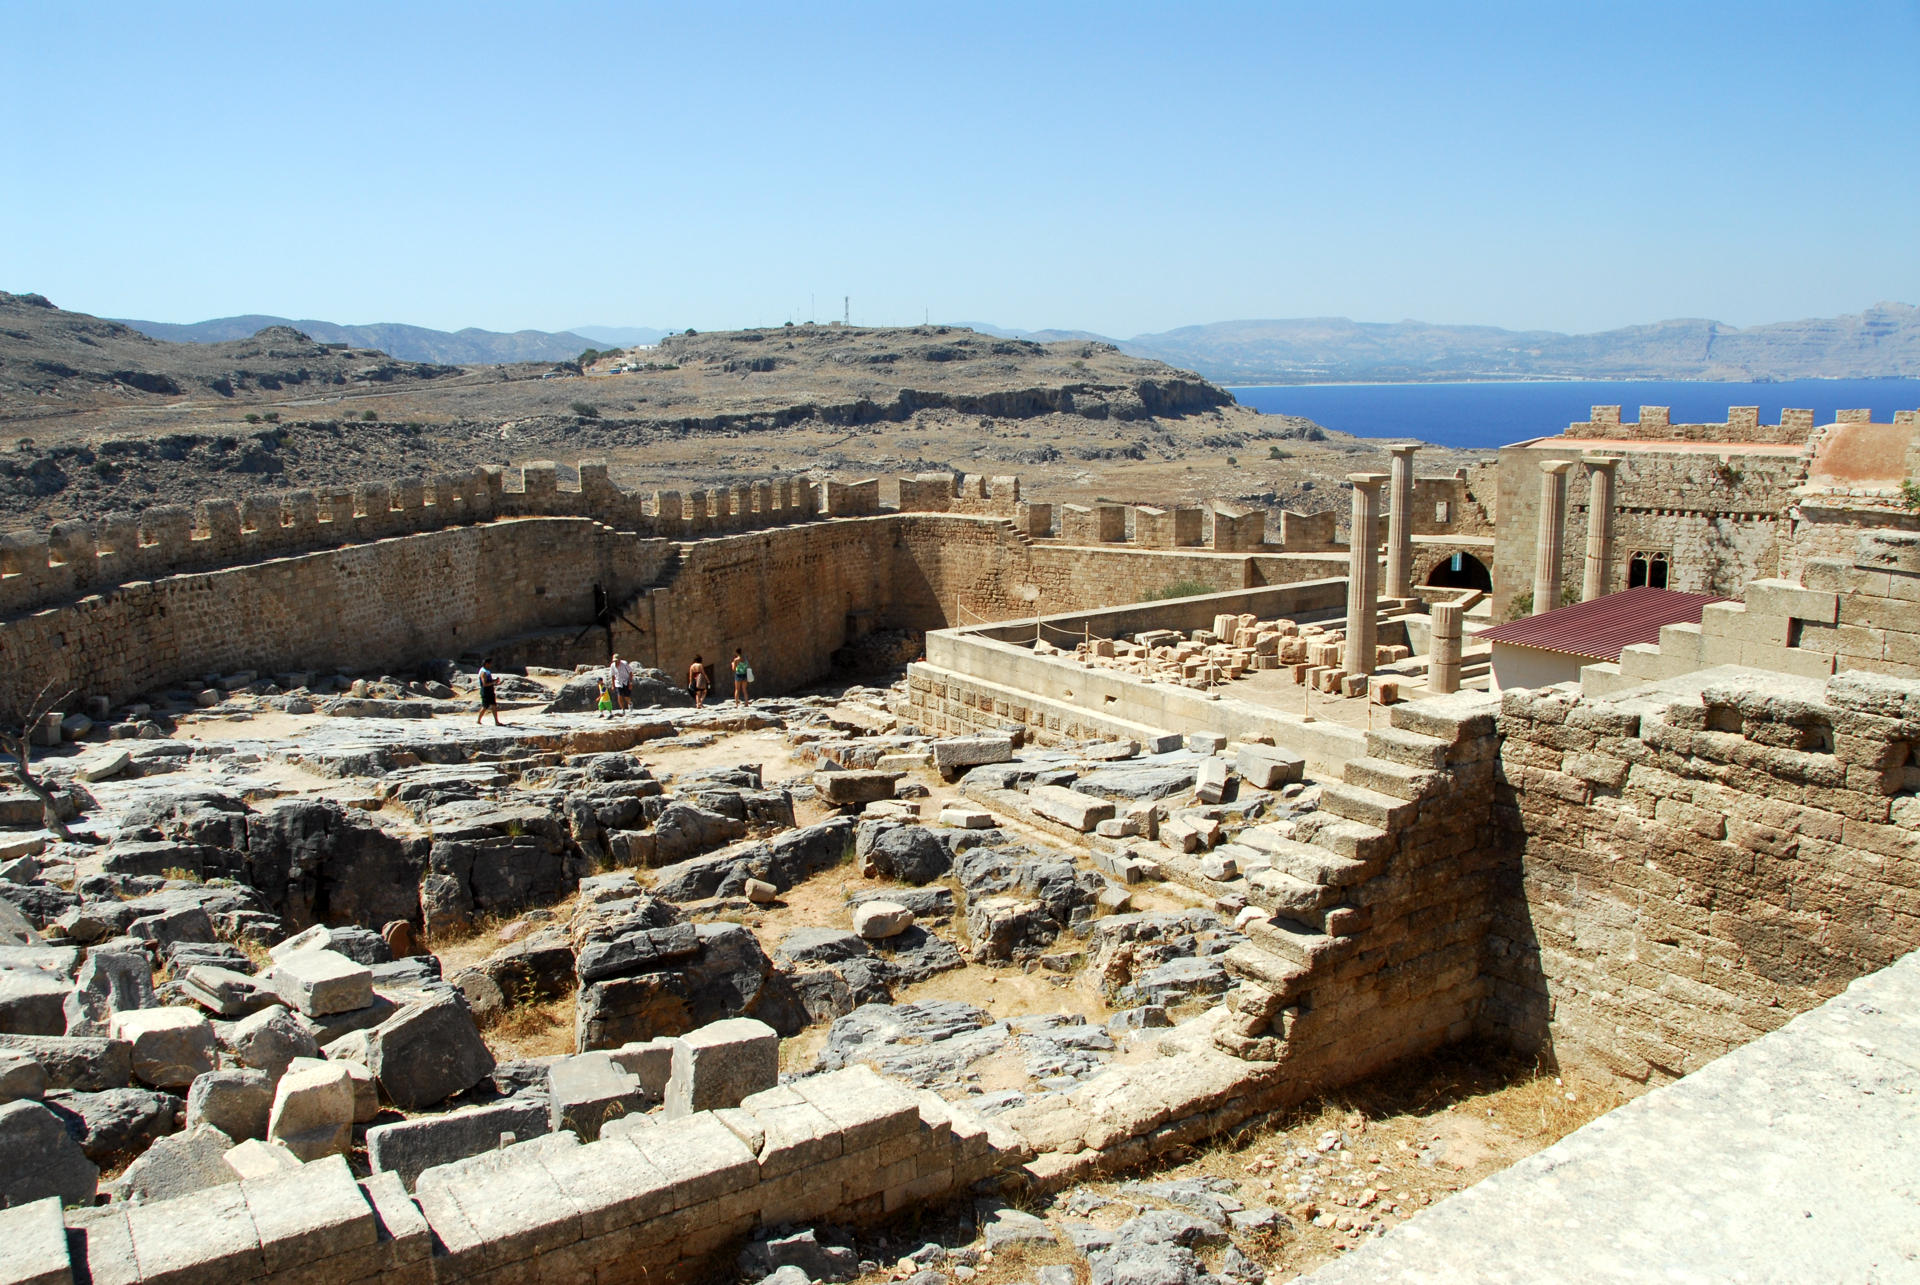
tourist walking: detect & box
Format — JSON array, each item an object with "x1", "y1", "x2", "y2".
[
  {"x1": 609, "y1": 653, "x2": 633, "y2": 712},
  {"x1": 475, "y1": 660, "x2": 504, "y2": 725},
  {"x1": 732, "y1": 650, "x2": 753, "y2": 703},
  {"x1": 688, "y1": 655, "x2": 711, "y2": 708}
]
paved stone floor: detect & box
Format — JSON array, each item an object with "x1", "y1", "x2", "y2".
[{"x1": 1305, "y1": 950, "x2": 1920, "y2": 1283}]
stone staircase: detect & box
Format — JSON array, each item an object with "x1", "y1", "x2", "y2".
[{"x1": 1117, "y1": 693, "x2": 1502, "y2": 1062}]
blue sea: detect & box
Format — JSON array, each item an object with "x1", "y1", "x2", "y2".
[{"x1": 1229, "y1": 379, "x2": 1920, "y2": 450}]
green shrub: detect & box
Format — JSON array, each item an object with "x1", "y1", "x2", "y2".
[
  {"x1": 1268, "y1": 446, "x2": 1291, "y2": 460},
  {"x1": 362, "y1": 409, "x2": 377, "y2": 422},
  {"x1": 243, "y1": 413, "x2": 261, "y2": 424},
  {"x1": 569, "y1": 401, "x2": 600, "y2": 419},
  {"x1": 262, "y1": 412, "x2": 279, "y2": 424},
  {"x1": 1143, "y1": 579, "x2": 1215, "y2": 602}
]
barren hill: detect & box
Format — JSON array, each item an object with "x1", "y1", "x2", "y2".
[{"x1": 0, "y1": 300, "x2": 1479, "y2": 528}]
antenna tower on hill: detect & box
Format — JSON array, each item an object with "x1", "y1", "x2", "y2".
[{"x1": 844, "y1": 296, "x2": 850, "y2": 326}]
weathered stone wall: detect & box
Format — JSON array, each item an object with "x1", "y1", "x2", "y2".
[
  {"x1": 0, "y1": 518, "x2": 671, "y2": 719},
  {"x1": 0, "y1": 459, "x2": 818, "y2": 622},
  {"x1": 1485, "y1": 671, "x2": 1920, "y2": 1085},
  {"x1": 1494, "y1": 439, "x2": 1811, "y2": 614},
  {"x1": 1556, "y1": 404, "x2": 1822, "y2": 445},
  {"x1": 30, "y1": 1065, "x2": 1019, "y2": 1285}
]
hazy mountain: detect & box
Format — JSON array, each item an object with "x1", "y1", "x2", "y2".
[
  {"x1": 118, "y1": 315, "x2": 608, "y2": 366},
  {"x1": 968, "y1": 303, "x2": 1920, "y2": 384},
  {"x1": 569, "y1": 325, "x2": 670, "y2": 348}
]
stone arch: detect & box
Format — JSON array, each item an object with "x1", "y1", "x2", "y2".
[{"x1": 1423, "y1": 551, "x2": 1492, "y2": 592}]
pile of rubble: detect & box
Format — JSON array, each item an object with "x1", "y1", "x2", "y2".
[{"x1": 1040, "y1": 612, "x2": 1411, "y2": 694}]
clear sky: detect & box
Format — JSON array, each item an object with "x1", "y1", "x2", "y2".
[{"x1": 4, "y1": 1, "x2": 1917, "y2": 337}]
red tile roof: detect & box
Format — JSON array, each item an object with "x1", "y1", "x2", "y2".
[{"x1": 1477, "y1": 587, "x2": 1730, "y2": 663}]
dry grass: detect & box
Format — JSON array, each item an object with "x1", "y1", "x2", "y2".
[{"x1": 484, "y1": 990, "x2": 579, "y2": 1061}]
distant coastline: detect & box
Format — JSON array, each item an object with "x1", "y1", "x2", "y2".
[{"x1": 1230, "y1": 377, "x2": 1920, "y2": 451}]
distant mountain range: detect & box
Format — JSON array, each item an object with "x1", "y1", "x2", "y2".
[
  {"x1": 115, "y1": 315, "x2": 638, "y2": 366},
  {"x1": 117, "y1": 304, "x2": 1919, "y2": 383},
  {"x1": 971, "y1": 302, "x2": 1920, "y2": 383}
]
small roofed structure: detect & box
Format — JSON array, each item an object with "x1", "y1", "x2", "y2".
[{"x1": 1478, "y1": 587, "x2": 1729, "y2": 692}]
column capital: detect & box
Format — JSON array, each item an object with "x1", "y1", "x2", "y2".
[
  {"x1": 1539, "y1": 459, "x2": 1575, "y2": 476},
  {"x1": 1347, "y1": 472, "x2": 1388, "y2": 489},
  {"x1": 1388, "y1": 444, "x2": 1418, "y2": 457},
  {"x1": 1582, "y1": 454, "x2": 1625, "y2": 471}
]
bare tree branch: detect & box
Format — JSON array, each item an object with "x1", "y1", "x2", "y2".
[{"x1": 1, "y1": 681, "x2": 77, "y2": 842}]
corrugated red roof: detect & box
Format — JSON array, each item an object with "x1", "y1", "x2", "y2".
[{"x1": 1477, "y1": 587, "x2": 1730, "y2": 662}]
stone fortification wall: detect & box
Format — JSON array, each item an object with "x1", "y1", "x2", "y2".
[
  {"x1": 0, "y1": 459, "x2": 818, "y2": 623},
  {"x1": 1557, "y1": 404, "x2": 1825, "y2": 445},
  {"x1": 1485, "y1": 670, "x2": 1920, "y2": 1085},
  {"x1": 20, "y1": 1064, "x2": 1018, "y2": 1285},
  {"x1": 0, "y1": 518, "x2": 671, "y2": 721}
]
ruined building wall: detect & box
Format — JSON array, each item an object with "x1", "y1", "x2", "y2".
[
  {"x1": 1485, "y1": 673, "x2": 1920, "y2": 1085},
  {"x1": 0, "y1": 519, "x2": 671, "y2": 719}
]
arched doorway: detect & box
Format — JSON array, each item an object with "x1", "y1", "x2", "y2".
[{"x1": 1425, "y1": 551, "x2": 1492, "y2": 592}]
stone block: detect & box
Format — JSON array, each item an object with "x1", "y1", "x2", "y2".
[
  {"x1": 792, "y1": 1065, "x2": 922, "y2": 1154},
  {"x1": 549, "y1": 1052, "x2": 648, "y2": 1142},
  {"x1": 110, "y1": 1007, "x2": 215, "y2": 1089},
  {"x1": 930, "y1": 735, "x2": 1015, "y2": 774},
  {"x1": 367, "y1": 1097, "x2": 552, "y2": 1191},
  {"x1": 1194, "y1": 757, "x2": 1230, "y2": 804},
  {"x1": 268, "y1": 1061, "x2": 354, "y2": 1161},
  {"x1": 1185, "y1": 732, "x2": 1226, "y2": 754},
  {"x1": 0, "y1": 1196, "x2": 71, "y2": 1285},
  {"x1": 223, "y1": 1138, "x2": 303, "y2": 1181},
  {"x1": 937, "y1": 806, "x2": 994, "y2": 829},
  {"x1": 124, "y1": 1182, "x2": 261, "y2": 1282},
  {"x1": 241, "y1": 1153, "x2": 377, "y2": 1275},
  {"x1": 1028, "y1": 785, "x2": 1115, "y2": 832},
  {"x1": 186, "y1": 1068, "x2": 273, "y2": 1141},
  {"x1": 813, "y1": 770, "x2": 903, "y2": 807},
  {"x1": 179, "y1": 965, "x2": 275, "y2": 1018},
  {"x1": 0, "y1": 1050, "x2": 48, "y2": 1102},
  {"x1": 226, "y1": 1004, "x2": 320, "y2": 1079},
  {"x1": 608, "y1": 1038, "x2": 674, "y2": 1102},
  {"x1": 736, "y1": 1084, "x2": 841, "y2": 1180},
  {"x1": 113, "y1": 1124, "x2": 237, "y2": 1204},
  {"x1": 0, "y1": 1036, "x2": 132, "y2": 1091},
  {"x1": 0, "y1": 971, "x2": 68, "y2": 1038},
  {"x1": 366, "y1": 994, "x2": 494, "y2": 1111},
  {"x1": 665, "y1": 1018, "x2": 778, "y2": 1117},
  {"x1": 62, "y1": 949, "x2": 155, "y2": 1038},
  {"x1": 270, "y1": 950, "x2": 373, "y2": 1018},
  {"x1": 852, "y1": 901, "x2": 914, "y2": 940},
  {"x1": 1235, "y1": 744, "x2": 1305, "y2": 789},
  {"x1": 0, "y1": 1100, "x2": 96, "y2": 1208}
]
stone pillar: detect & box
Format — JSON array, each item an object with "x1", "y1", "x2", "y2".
[
  {"x1": 1581, "y1": 455, "x2": 1622, "y2": 602},
  {"x1": 1429, "y1": 601, "x2": 1463, "y2": 695},
  {"x1": 1385, "y1": 445, "x2": 1417, "y2": 600},
  {"x1": 1532, "y1": 460, "x2": 1574, "y2": 616},
  {"x1": 1344, "y1": 473, "x2": 1387, "y2": 676}
]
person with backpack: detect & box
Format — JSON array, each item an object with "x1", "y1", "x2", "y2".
[{"x1": 732, "y1": 650, "x2": 753, "y2": 703}]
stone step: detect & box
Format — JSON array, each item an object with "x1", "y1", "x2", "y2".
[
  {"x1": 1244, "y1": 867, "x2": 1340, "y2": 923},
  {"x1": 1318, "y1": 781, "x2": 1417, "y2": 830},
  {"x1": 1239, "y1": 915, "x2": 1339, "y2": 969},
  {"x1": 1387, "y1": 693, "x2": 1499, "y2": 744},
  {"x1": 1232, "y1": 827, "x2": 1372, "y2": 887},
  {"x1": 1292, "y1": 814, "x2": 1395, "y2": 864},
  {"x1": 1364, "y1": 726, "x2": 1449, "y2": 769},
  {"x1": 1221, "y1": 941, "x2": 1312, "y2": 1000},
  {"x1": 1342, "y1": 756, "x2": 1444, "y2": 803}
]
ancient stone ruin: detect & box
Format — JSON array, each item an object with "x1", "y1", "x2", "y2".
[{"x1": 0, "y1": 408, "x2": 1915, "y2": 1282}]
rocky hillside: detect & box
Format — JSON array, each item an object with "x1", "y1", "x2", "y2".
[
  {"x1": 0, "y1": 292, "x2": 469, "y2": 422},
  {"x1": 120, "y1": 314, "x2": 606, "y2": 366},
  {"x1": 2, "y1": 307, "x2": 1328, "y2": 526}
]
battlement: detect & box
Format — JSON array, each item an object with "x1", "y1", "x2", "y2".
[
  {"x1": 0, "y1": 460, "x2": 820, "y2": 621},
  {"x1": 1562, "y1": 404, "x2": 1887, "y2": 446}
]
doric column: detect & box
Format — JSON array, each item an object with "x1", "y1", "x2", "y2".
[
  {"x1": 1385, "y1": 445, "x2": 1417, "y2": 600},
  {"x1": 1345, "y1": 473, "x2": 1387, "y2": 676},
  {"x1": 1581, "y1": 454, "x2": 1623, "y2": 601},
  {"x1": 1428, "y1": 601, "x2": 1463, "y2": 694},
  {"x1": 1532, "y1": 460, "x2": 1574, "y2": 616}
]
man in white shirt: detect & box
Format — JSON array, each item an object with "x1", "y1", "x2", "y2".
[{"x1": 609, "y1": 654, "x2": 633, "y2": 712}]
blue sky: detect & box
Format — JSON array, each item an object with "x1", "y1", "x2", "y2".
[{"x1": 4, "y1": 1, "x2": 1916, "y2": 337}]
